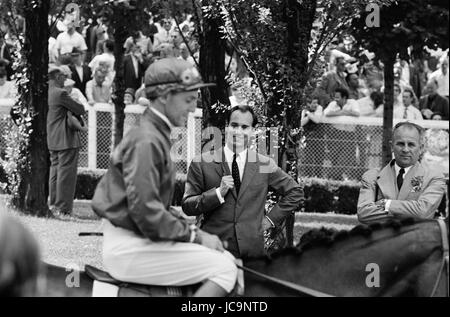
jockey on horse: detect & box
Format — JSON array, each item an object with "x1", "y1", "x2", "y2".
[{"x1": 91, "y1": 58, "x2": 238, "y2": 296}]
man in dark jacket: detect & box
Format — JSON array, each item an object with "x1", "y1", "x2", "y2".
[
  {"x1": 92, "y1": 58, "x2": 237, "y2": 297},
  {"x1": 419, "y1": 81, "x2": 449, "y2": 120},
  {"x1": 47, "y1": 65, "x2": 86, "y2": 215},
  {"x1": 69, "y1": 48, "x2": 91, "y2": 97}
]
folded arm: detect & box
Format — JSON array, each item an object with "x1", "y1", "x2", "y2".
[{"x1": 389, "y1": 175, "x2": 446, "y2": 219}]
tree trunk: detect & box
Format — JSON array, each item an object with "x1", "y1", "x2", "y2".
[
  {"x1": 382, "y1": 54, "x2": 395, "y2": 166},
  {"x1": 17, "y1": 0, "x2": 51, "y2": 216},
  {"x1": 282, "y1": 0, "x2": 317, "y2": 247},
  {"x1": 199, "y1": 0, "x2": 229, "y2": 130}
]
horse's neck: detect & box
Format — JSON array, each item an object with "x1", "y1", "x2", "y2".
[{"x1": 244, "y1": 221, "x2": 442, "y2": 297}]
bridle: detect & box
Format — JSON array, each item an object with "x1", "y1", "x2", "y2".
[
  {"x1": 429, "y1": 218, "x2": 449, "y2": 297},
  {"x1": 236, "y1": 263, "x2": 335, "y2": 297}
]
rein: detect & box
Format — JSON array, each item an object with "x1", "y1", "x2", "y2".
[
  {"x1": 430, "y1": 218, "x2": 449, "y2": 297},
  {"x1": 236, "y1": 263, "x2": 334, "y2": 297}
]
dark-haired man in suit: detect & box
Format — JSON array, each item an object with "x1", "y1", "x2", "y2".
[
  {"x1": 69, "y1": 48, "x2": 91, "y2": 97},
  {"x1": 182, "y1": 105, "x2": 304, "y2": 258},
  {"x1": 357, "y1": 122, "x2": 446, "y2": 224}
]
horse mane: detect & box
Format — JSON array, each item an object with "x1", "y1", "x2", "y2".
[{"x1": 270, "y1": 217, "x2": 419, "y2": 259}]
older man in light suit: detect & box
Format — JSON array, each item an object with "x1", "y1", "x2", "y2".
[
  {"x1": 357, "y1": 122, "x2": 446, "y2": 224},
  {"x1": 182, "y1": 106, "x2": 304, "y2": 258},
  {"x1": 47, "y1": 65, "x2": 86, "y2": 215}
]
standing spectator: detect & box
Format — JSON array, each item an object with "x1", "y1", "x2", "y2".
[
  {"x1": 0, "y1": 69, "x2": 16, "y2": 99},
  {"x1": 85, "y1": 68, "x2": 111, "y2": 105},
  {"x1": 428, "y1": 54, "x2": 449, "y2": 99},
  {"x1": 122, "y1": 42, "x2": 145, "y2": 91},
  {"x1": 143, "y1": 13, "x2": 159, "y2": 44},
  {"x1": 153, "y1": 18, "x2": 172, "y2": 49},
  {"x1": 69, "y1": 48, "x2": 91, "y2": 96},
  {"x1": 394, "y1": 88, "x2": 423, "y2": 120},
  {"x1": 64, "y1": 78, "x2": 89, "y2": 107},
  {"x1": 324, "y1": 88, "x2": 360, "y2": 180},
  {"x1": 123, "y1": 88, "x2": 135, "y2": 106},
  {"x1": 0, "y1": 36, "x2": 13, "y2": 79},
  {"x1": 409, "y1": 57, "x2": 427, "y2": 99},
  {"x1": 89, "y1": 16, "x2": 110, "y2": 57},
  {"x1": 314, "y1": 57, "x2": 349, "y2": 107},
  {"x1": 419, "y1": 82, "x2": 449, "y2": 120},
  {"x1": 47, "y1": 65, "x2": 85, "y2": 215},
  {"x1": 55, "y1": 20, "x2": 88, "y2": 62}
]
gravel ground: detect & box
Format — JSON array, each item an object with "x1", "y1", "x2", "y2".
[{"x1": 4, "y1": 200, "x2": 359, "y2": 270}]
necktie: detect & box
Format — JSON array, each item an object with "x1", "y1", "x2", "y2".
[
  {"x1": 403, "y1": 107, "x2": 408, "y2": 119},
  {"x1": 232, "y1": 154, "x2": 241, "y2": 194},
  {"x1": 397, "y1": 168, "x2": 405, "y2": 191}
]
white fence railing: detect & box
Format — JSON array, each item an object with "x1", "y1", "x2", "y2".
[{"x1": 1, "y1": 98, "x2": 448, "y2": 180}]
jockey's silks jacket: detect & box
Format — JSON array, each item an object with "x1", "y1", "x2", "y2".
[{"x1": 92, "y1": 108, "x2": 192, "y2": 242}]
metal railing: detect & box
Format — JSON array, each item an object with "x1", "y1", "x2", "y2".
[{"x1": 300, "y1": 116, "x2": 449, "y2": 181}]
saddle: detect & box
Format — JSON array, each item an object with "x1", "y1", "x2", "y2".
[{"x1": 84, "y1": 265, "x2": 199, "y2": 297}]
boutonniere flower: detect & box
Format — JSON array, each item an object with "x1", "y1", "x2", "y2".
[{"x1": 411, "y1": 176, "x2": 424, "y2": 193}]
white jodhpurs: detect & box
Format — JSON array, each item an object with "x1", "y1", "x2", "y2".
[{"x1": 102, "y1": 220, "x2": 238, "y2": 293}]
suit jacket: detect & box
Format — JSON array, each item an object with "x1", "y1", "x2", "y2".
[
  {"x1": 123, "y1": 55, "x2": 144, "y2": 91},
  {"x1": 357, "y1": 160, "x2": 446, "y2": 224},
  {"x1": 47, "y1": 84, "x2": 86, "y2": 151},
  {"x1": 69, "y1": 64, "x2": 92, "y2": 96},
  {"x1": 313, "y1": 71, "x2": 350, "y2": 107},
  {"x1": 418, "y1": 93, "x2": 449, "y2": 120},
  {"x1": 92, "y1": 109, "x2": 191, "y2": 242},
  {"x1": 182, "y1": 149, "x2": 304, "y2": 258}
]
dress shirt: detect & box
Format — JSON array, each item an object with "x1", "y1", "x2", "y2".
[
  {"x1": 385, "y1": 163, "x2": 413, "y2": 211},
  {"x1": 216, "y1": 145, "x2": 248, "y2": 203}
]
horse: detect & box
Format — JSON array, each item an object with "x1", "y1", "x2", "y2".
[{"x1": 40, "y1": 217, "x2": 448, "y2": 297}]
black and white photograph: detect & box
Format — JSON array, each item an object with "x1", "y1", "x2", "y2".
[{"x1": 0, "y1": 0, "x2": 448, "y2": 301}]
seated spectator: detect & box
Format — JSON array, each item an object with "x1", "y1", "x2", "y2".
[
  {"x1": 0, "y1": 69, "x2": 16, "y2": 99},
  {"x1": 324, "y1": 88, "x2": 360, "y2": 180},
  {"x1": 85, "y1": 68, "x2": 111, "y2": 105},
  {"x1": 394, "y1": 88, "x2": 423, "y2": 120},
  {"x1": 393, "y1": 83, "x2": 403, "y2": 109},
  {"x1": 347, "y1": 72, "x2": 366, "y2": 100},
  {"x1": 124, "y1": 88, "x2": 135, "y2": 105},
  {"x1": 0, "y1": 213, "x2": 41, "y2": 297},
  {"x1": 358, "y1": 91, "x2": 384, "y2": 117},
  {"x1": 179, "y1": 43, "x2": 196, "y2": 66},
  {"x1": 419, "y1": 81, "x2": 449, "y2": 120}
]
